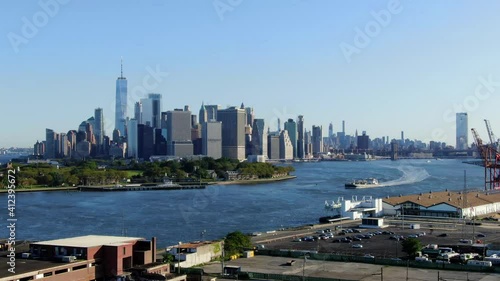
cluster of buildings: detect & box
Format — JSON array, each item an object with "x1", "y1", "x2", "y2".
[
  {"x1": 32, "y1": 62, "x2": 333, "y2": 162},
  {"x1": 0, "y1": 235, "x2": 223, "y2": 281},
  {"x1": 31, "y1": 61, "x2": 474, "y2": 162}
]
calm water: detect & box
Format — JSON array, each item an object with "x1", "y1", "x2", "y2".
[{"x1": 2, "y1": 159, "x2": 485, "y2": 248}]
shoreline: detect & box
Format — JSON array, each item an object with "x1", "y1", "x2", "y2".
[
  {"x1": 0, "y1": 176, "x2": 297, "y2": 193},
  {"x1": 212, "y1": 175, "x2": 297, "y2": 185}
]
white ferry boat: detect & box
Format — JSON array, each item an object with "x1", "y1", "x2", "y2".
[{"x1": 345, "y1": 178, "x2": 380, "y2": 189}]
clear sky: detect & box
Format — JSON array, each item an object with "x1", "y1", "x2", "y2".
[{"x1": 2, "y1": 0, "x2": 500, "y2": 148}]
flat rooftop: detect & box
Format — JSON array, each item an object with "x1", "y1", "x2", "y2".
[{"x1": 31, "y1": 235, "x2": 144, "y2": 248}]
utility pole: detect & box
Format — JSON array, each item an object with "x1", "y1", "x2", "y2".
[{"x1": 380, "y1": 267, "x2": 383, "y2": 281}]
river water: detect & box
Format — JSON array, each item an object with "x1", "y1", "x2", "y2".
[{"x1": 2, "y1": 159, "x2": 485, "y2": 248}]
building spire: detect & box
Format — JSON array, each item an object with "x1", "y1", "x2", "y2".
[{"x1": 120, "y1": 57, "x2": 123, "y2": 78}]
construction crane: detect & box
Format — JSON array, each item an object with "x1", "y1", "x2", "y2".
[
  {"x1": 484, "y1": 119, "x2": 499, "y2": 150},
  {"x1": 471, "y1": 128, "x2": 500, "y2": 190}
]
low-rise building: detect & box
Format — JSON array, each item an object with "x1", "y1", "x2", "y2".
[
  {"x1": 169, "y1": 241, "x2": 222, "y2": 269},
  {"x1": 383, "y1": 190, "x2": 500, "y2": 218},
  {"x1": 0, "y1": 235, "x2": 163, "y2": 281}
]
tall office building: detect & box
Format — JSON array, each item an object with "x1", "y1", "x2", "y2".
[
  {"x1": 167, "y1": 109, "x2": 193, "y2": 157},
  {"x1": 245, "y1": 107, "x2": 254, "y2": 127},
  {"x1": 141, "y1": 93, "x2": 162, "y2": 129},
  {"x1": 251, "y1": 119, "x2": 267, "y2": 157},
  {"x1": 127, "y1": 119, "x2": 138, "y2": 159},
  {"x1": 44, "y1": 128, "x2": 56, "y2": 159},
  {"x1": 456, "y1": 113, "x2": 468, "y2": 150},
  {"x1": 202, "y1": 121, "x2": 222, "y2": 159},
  {"x1": 94, "y1": 108, "x2": 104, "y2": 153},
  {"x1": 217, "y1": 106, "x2": 246, "y2": 160},
  {"x1": 279, "y1": 130, "x2": 294, "y2": 160},
  {"x1": 297, "y1": 115, "x2": 305, "y2": 159},
  {"x1": 138, "y1": 124, "x2": 154, "y2": 160},
  {"x1": 134, "y1": 102, "x2": 142, "y2": 125},
  {"x1": 312, "y1": 125, "x2": 323, "y2": 156},
  {"x1": 199, "y1": 102, "x2": 208, "y2": 124},
  {"x1": 267, "y1": 132, "x2": 280, "y2": 160},
  {"x1": 205, "y1": 105, "x2": 221, "y2": 121},
  {"x1": 115, "y1": 59, "x2": 128, "y2": 136},
  {"x1": 284, "y1": 118, "x2": 297, "y2": 158},
  {"x1": 357, "y1": 131, "x2": 370, "y2": 150},
  {"x1": 328, "y1": 123, "x2": 334, "y2": 138}
]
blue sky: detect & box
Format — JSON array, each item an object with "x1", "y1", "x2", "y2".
[{"x1": 2, "y1": 0, "x2": 500, "y2": 148}]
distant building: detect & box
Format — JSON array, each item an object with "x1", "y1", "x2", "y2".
[
  {"x1": 141, "y1": 93, "x2": 162, "y2": 129},
  {"x1": 199, "y1": 102, "x2": 208, "y2": 124},
  {"x1": 134, "y1": 101, "x2": 143, "y2": 124},
  {"x1": 284, "y1": 118, "x2": 297, "y2": 158},
  {"x1": 312, "y1": 125, "x2": 323, "y2": 156},
  {"x1": 94, "y1": 108, "x2": 104, "y2": 153},
  {"x1": 357, "y1": 131, "x2": 370, "y2": 150},
  {"x1": 245, "y1": 107, "x2": 254, "y2": 127},
  {"x1": 115, "y1": 59, "x2": 128, "y2": 136},
  {"x1": 205, "y1": 105, "x2": 221, "y2": 121},
  {"x1": 127, "y1": 119, "x2": 139, "y2": 158},
  {"x1": 138, "y1": 124, "x2": 154, "y2": 160},
  {"x1": 279, "y1": 130, "x2": 293, "y2": 160},
  {"x1": 390, "y1": 141, "x2": 398, "y2": 160},
  {"x1": 304, "y1": 130, "x2": 312, "y2": 158},
  {"x1": 251, "y1": 119, "x2": 267, "y2": 157},
  {"x1": 167, "y1": 109, "x2": 193, "y2": 157},
  {"x1": 456, "y1": 112, "x2": 468, "y2": 149},
  {"x1": 45, "y1": 128, "x2": 56, "y2": 159},
  {"x1": 217, "y1": 106, "x2": 246, "y2": 160},
  {"x1": 33, "y1": 141, "x2": 45, "y2": 156},
  {"x1": 202, "y1": 121, "x2": 222, "y2": 159},
  {"x1": 267, "y1": 132, "x2": 280, "y2": 160},
  {"x1": 297, "y1": 115, "x2": 305, "y2": 158}
]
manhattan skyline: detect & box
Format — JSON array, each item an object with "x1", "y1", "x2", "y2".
[{"x1": 3, "y1": 1, "x2": 500, "y2": 147}]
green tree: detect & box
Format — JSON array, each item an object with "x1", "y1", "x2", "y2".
[
  {"x1": 162, "y1": 252, "x2": 175, "y2": 264},
  {"x1": 401, "y1": 238, "x2": 422, "y2": 258},
  {"x1": 224, "y1": 231, "x2": 252, "y2": 257}
]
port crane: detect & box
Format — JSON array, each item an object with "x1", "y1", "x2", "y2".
[
  {"x1": 471, "y1": 127, "x2": 500, "y2": 190},
  {"x1": 484, "y1": 119, "x2": 499, "y2": 151}
]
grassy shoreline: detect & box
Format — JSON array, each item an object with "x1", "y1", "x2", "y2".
[{"x1": 0, "y1": 176, "x2": 297, "y2": 193}]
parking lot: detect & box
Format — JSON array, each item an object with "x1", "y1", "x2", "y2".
[{"x1": 258, "y1": 221, "x2": 500, "y2": 259}]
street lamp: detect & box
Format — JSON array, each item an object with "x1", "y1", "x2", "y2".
[{"x1": 302, "y1": 253, "x2": 310, "y2": 281}]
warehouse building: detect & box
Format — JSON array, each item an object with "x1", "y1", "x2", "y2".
[{"x1": 383, "y1": 190, "x2": 500, "y2": 219}]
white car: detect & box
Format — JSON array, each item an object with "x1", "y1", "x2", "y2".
[
  {"x1": 364, "y1": 254, "x2": 375, "y2": 259},
  {"x1": 352, "y1": 244, "x2": 363, "y2": 248}
]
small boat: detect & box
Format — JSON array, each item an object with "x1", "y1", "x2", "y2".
[{"x1": 345, "y1": 178, "x2": 379, "y2": 189}]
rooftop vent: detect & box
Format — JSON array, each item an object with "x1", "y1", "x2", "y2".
[
  {"x1": 448, "y1": 198, "x2": 452, "y2": 201},
  {"x1": 417, "y1": 196, "x2": 421, "y2": 200}
]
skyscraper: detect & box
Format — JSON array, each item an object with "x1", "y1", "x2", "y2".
[
  {"x1": 94, "y1": 108, "x2": 104, "y2": 153},
  {"x1": 199, "y1": 102, "x2": 208, "y2": 124},
  {"x1": 284, "y1": 118, "x2": 297, "y2": 158},
  {"x1": 312, "y1": 125, "x2": 323, "y2": 156},
  {"x1": 297, "y1": 115, "x2": 304, "y2": 159},
  {"x1": 141, "y1": 93, "x2": 162, "y2": 129},
  {"x1": 251, "y1": 119, "x2": 267, "y2": 157},
  {"x1": 134, "y1": 102, "x2": 142, "y2": 125},
  {"x1": 279, "y1": 130, "x2": 294, "y2": 160},
  {"x1": 115, "y1": 59, "x2": 128, "y2": 136},
  {"x1": 45, "y1": 128, "x2": 56, "y2": 159},
  {"x1": 205, "y1": 105, "x2": 221, "y2": 121},
  {"x1": 245, "y1": 107, "x2": 254, "y2": 127},
  {"x1": 202, "y1": 121, "x2": 222, "y2": 159},
  {"x1": 127, "y1": 119, "x2": 138, "y2": 159},
  {"x1": 167, "y1": 109, "x2": 193, "y2": 157},
  {"x1": 217, "y1": 106, "x2": 246, "y2": 160},
  {"x1": 456, "y1": 112, "x2": 468, "y2": 150}
]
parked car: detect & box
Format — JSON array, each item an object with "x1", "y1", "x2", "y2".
[
  {"x1": 351, "y1": 244, "x2": 363, "y2": 248},
  {"x1": 476, "y1": 233, "x2": 486, "y2": 238},
  {"x1": 363, "y1": 254, "x2": 375, "y2": 259},
  {"x1": 437, "y1": 233, "x2": 448, "y2": 237}
]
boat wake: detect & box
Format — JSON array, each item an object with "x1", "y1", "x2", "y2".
[{"x1": 378, "y1": 165, "x2": 430, "y2": 187}]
